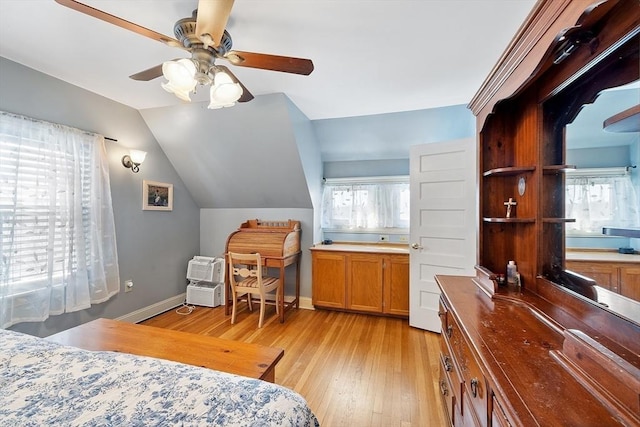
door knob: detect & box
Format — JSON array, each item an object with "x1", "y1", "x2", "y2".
[{"x1": 411, "y1": 243, "x2": 422, "y2": 250}]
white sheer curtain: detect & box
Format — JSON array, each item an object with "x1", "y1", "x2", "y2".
[
  {"x1": 0, "y1": 111, "x2": 120, "y2": 329},
  {"x1": 566, "y1": 173, "x2": 640, "y2": 234},
  {"x1": 321, "y1": 180, "x2": 410, "y2": 230}
]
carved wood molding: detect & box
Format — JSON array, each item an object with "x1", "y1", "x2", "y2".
[{"x1": 468, "y1": 0, "x2": 620, "y2": 126}]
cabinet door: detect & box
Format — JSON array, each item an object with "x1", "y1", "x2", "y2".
[
  {"x1": 383, "y1": 255, "x2": 409, "y2": 316},
  {"x1": 619, "y1": 265, "x2": 640, "y2": 302},
  {"x1": 312, "y1": 252, "x2": 346, "y2": 308},
  {"x1": 565, "y1": 261, "x2": 617, "y2": 292},
  {"x1": 347, "y1": 253, "x2": 383, "y2": 313}
]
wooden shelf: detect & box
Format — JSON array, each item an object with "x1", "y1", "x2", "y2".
[
  {"x1": 483, "y1": 166, "x2": 536, "y2": 177},
  {"x1": 603, "y1": 105, "x2": 640, "y2": 133},
  {"x1": 483, "y1": 217, "x2": 536, "y2": 223},
  {"x1": 543, "y1": 165, "x2": 576, "y2": 174},
  {"x1": 543, "y1": 218, "x2": 576, "y2": 223}
]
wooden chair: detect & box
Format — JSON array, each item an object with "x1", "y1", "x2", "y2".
[{"x1": 227, "y1": 252, "x2": 281, "y2": 328}]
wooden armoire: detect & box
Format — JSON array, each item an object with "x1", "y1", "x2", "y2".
[{"x1": 436, "y1": 0, "x2": 639, "y2": 426}]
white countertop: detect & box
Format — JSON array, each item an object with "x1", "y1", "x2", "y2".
[
  {"x1": 310, "y1": 243, "x2": 409, "y2": 255},
  {"x1": 566, "y1": 250, "x2": 639, "y2": 263}
]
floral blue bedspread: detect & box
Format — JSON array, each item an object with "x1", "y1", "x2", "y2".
[{"x1": 0, "y1": 329, "x2": 319, "y2": 426}]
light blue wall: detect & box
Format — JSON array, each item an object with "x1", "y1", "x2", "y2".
[
  {"x1": 324, "y1": 159, "x2": 409, "y2": 178},
  {"x1": 314, "y1": 104, "x2": 475, "y2": 162},
  {"x1": 316, "y1": 104, "x2": 475, "y2": 243},
  {"x1": 140, "y1": 93, "x2": 313, "y2": 210},
  {"x1": 0, "y1": 57, "x2": 201, "y2": 336},
  {"x1": 287, "y1": 97, "x2": 324, "y2": 245},
  {"x1": 567, "y1": 145, "x2": 630, "y2": 168}
]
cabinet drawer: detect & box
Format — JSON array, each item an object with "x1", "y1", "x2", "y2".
[{"x1": 447, "y1": 313, "x2": 488, "y2": 426}]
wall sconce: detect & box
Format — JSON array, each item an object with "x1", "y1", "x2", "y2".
[{"x1": 121, "y1": 149, "x2": 147, "y2": 173}]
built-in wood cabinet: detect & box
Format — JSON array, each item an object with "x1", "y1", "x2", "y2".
[
  {"x1": 383, "y1": 254, "x2": 410, "y2": 316},
  {"x1": 311, "y1": 246, "x2": 409, "y2": 317},
  {"x1": 347, "y1": 253, "x2": 384, "y2": 313},
  {"x1": 310, "y1": 251, "x2": 346, "y2": 309},
  {"x1": 566, "y1": 259, "x2": 640, "y2": 302}
]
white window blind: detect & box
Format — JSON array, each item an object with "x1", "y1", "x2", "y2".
[
  {"x1": 321, "y1": 176, "x2": 410, "y2": 231},
  {"x1": 0, "y1": 111, "x2": 120, "y2": 328},
  {"x1": 565, "y1": 167, "x2": 640, "y2": 236}
]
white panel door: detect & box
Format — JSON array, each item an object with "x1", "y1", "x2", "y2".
[{"x1": 409, "y1": 138, "x2": 477, "y2": 332}]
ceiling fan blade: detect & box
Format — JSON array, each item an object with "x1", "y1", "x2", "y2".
[
  {"x1": 195, "y1": 0, "x2": 234, "y2": 48},
  {"x1": 129, "y1": 64, "x2": 164, "y2": 81},
  {"x1": 225, "y1": 51, "x2": 314, "y2": 75},
  {"x1": 217, "y1": 66, "x2": 254, "y2": 102},
  {"x1": 54, "y1": 0, "x2": 183, "y2": 49}
]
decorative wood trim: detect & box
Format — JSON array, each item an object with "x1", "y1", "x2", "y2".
[{"x1": 468, "y1": 0, "x2": 621, "y2": 127}]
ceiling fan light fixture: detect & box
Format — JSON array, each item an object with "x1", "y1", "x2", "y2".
[
  {"x1": 161, "y1": 59, "x2": 197, "y2": 101},
  {"x1": 208, "y1": 70, "x2": 242, "y2": 108}
]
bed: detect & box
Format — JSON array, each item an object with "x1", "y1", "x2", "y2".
[{"x1": 0, "y1": 328, "x2": 319, "y2": 426}]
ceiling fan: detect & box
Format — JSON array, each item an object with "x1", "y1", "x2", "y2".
[{"x1": 54, "y1": 0, "x2": 314, "y2": 108}]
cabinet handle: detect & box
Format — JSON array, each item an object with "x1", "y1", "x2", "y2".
[
  {"x1": 440, "y1": 379, "x2": 448, "y2": 396},
  {"x1": 470, "y1": 378, "x2": 479, "y2": 398},
  {"x1": 444, "y1": 355, "x2": 453, "y2": 372},
  {"x1": 446, "y1": 325, "x2": 453, "y2": 338},
  {"x1": 411, "y1": 243, "x2": 423, "y2": 250}
]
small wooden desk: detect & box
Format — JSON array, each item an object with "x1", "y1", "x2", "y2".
[
  {"x1": 224, "y1": 219, "x2": 303, "y2": 323},
  {"x1": 45, "y1": 318, "x2": 284, "y2": 382}
]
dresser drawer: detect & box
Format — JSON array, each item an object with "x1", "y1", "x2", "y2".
[
  {"x1": 492, "y1": 394, "x2": 512, "y2": 427},
  {"x1": 439, "y1": 339, "x2": 463, "y2": 409},
  {"x1": 439, "y1": 358, "x2": 455, "y2": 426},
  {"x1": 447, "y1": 312, "x2": 488, "y2": 425}
]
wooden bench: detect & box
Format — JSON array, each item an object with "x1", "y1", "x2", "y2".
[{"x1": 45, "y1": 318, "x2": 284, "y2": 382}]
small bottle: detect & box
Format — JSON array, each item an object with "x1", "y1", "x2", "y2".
[{"x1": 507, "y1": 261, "x2": 517, "y2": 284}]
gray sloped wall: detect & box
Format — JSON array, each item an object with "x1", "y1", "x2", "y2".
[
  {"x1": 140, "y1": 93, "x2": 313, "y2": 209},
  {"x1": 0, "y1": 57, "x2": 200, "y2": 336}
]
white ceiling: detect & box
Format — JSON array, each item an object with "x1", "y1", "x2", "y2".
[{"x1": 0, "y1": 0, "x2": 537, "y2": 120}]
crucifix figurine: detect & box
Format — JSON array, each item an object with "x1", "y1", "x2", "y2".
[{"x1": 504, "y1": 197, "x2": 517, "y2": 218}]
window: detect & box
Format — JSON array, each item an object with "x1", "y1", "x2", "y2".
[
  {"x1": 321, "y1": 176, "x2": 410, "y2": 232},
  {"x1": 565, "y1": 168, "x2": 639, "y2": 236},
  {"x1": 0, "y1": 111, "x2": 120, "y2": 329}
]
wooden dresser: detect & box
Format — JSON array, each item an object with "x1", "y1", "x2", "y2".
[
  {"x1": 436, "y1": 0, "x2": 640, "y2": 425},
  {"x1": 437, "y1": 275, "x2": 639, "y2": 426}
]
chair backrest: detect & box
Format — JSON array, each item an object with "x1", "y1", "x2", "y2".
[{"x1": 228, "y1": 252, "x2": 263, "y2": 289}]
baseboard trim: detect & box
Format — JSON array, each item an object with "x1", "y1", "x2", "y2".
[
  {"x1": 298, "y1": 296, "x2": 314, "y2": 310},
  {"x1": 117, "y1": 293, "x2": 314, "y2": 324},
  {"x1": 116, "y1": 293, "x2": 186, "y2": 324}
]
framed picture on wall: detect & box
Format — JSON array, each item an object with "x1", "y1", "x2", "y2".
[{"x1": 142, "y1": 180, "x2": 173, "y2": 211}]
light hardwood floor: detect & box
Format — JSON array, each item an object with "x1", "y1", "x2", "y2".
[{"x1": 142, "y1": 303, "x2": 447, "y2": 426}]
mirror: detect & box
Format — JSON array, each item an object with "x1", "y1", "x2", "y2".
[{"x1": 544, "y1": 34, "x2": 639, "y2": 325}]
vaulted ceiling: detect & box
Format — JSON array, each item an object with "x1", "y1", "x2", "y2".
[{"x1": 0, "y1": 0, "x2": 537, "y2": 120}]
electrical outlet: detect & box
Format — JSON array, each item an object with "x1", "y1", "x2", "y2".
[
  {"x1": 379, "y1": 234, "x2": 389, "y2": 242},
  {"x1": 399, "y1": 235, "x2": 409, "y2": 243},
  {"x1": 124, "y1": 279, "x2": 133, "y2": 293}
]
